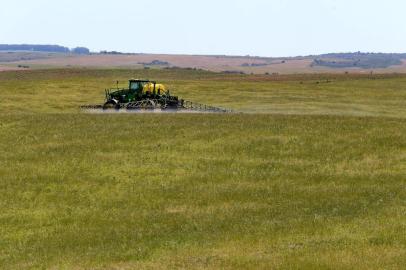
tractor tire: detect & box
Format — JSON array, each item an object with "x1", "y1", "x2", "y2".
[{"x1": 103, "y1": 101, "x2": 120, "y2": 110}]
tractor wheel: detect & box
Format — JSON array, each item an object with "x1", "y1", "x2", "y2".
[{"x1": 103, "y1": 101, "x2": 120, "y2": 110}]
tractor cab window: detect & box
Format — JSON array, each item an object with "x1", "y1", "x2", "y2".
[{"x1": 130, "y1": 81, "x2": 142, "y2": 91}]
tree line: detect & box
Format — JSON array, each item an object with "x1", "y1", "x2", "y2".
[{"x1": 0, "y1": 44, "x2": 90, "y2": 54}]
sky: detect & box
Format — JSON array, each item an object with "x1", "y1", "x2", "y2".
[{"x1": 0, "y1": 0, "x2": 405, "y2": 57}]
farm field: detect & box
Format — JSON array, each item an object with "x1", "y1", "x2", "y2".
[
  {"x1": 2, "y1": 52, "x2": 406, "y2": 74},
  {"x1": 0, "y1": 69, "x2": 405, "y2": 269}
]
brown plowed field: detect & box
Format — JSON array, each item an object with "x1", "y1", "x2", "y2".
[{"x1": 3, "y1": 53, "x2": 406, "y2": 74}]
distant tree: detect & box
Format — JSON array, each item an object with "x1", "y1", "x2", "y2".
[
  {"x1": 138, "y1": 60, "x2": 170, "y2": 66},
  {"x1": 71, "y1": 47, "x2": 90, "y2": 54},
  {"x1": 0, "y1": 44, "x2": 69, "y2": 53},
  {"x1": 99, "y1": 50, "x2": 123, "y2": 55}
]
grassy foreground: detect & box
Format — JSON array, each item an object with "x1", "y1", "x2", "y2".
[{"x1": 0, "y1": 69, "x2": 405, "y2": 269}]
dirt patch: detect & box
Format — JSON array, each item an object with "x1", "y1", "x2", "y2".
[
  {"x1": 7, "y1": 53, "x2": 406, "y2": 74},
  {"x1": 13, "y1": 54, "x2": 271, "y2": 69},
  {"x1": 0, "y1": 65, "x2": 21, "y2": 72}
]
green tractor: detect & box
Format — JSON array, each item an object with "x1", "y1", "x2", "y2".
[
  {"x1": 81, "y1": 79, "x2": 231, "y2": 113},
  {"x1": 103, "y1": 79, "x2": 183, "y2": 110}
]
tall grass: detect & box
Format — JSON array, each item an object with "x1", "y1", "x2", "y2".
[{"x1": 0, "y1": 69, "x2": 405, "y2": 269}]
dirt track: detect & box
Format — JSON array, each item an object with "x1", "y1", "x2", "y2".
[{"x1": 0, "y1": 65, "x2": 20, "y2": 71}]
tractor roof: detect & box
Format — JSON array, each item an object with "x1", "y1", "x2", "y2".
[{"x1": 129, "y1": 79, "x2": 154, "y2": 83}]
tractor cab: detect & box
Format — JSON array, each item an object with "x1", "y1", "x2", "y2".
[{"x1": 129, "y1": 79, "x2": 155, "y2": 94}]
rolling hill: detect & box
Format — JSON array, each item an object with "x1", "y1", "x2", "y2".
[{"x1": 1, "y1": 49, "x2": 406, "y2": 74}]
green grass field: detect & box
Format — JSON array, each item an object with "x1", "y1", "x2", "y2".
[{"x1": 0, "y1": 69, "x2": 405, "y2": 269}]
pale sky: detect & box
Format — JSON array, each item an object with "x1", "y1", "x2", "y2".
[{"x1": 0, "y1": 0, "x2": 405, "y2": 57}]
